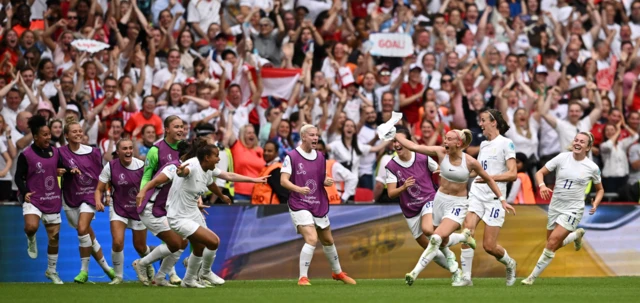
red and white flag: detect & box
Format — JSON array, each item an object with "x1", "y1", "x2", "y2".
[{"x1": 231, "y1": 66, "x2": 302, "y2": 103}]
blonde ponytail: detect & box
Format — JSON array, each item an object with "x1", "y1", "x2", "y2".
[{"x1": 453, "y1": 129, "x2": 473, "y2": 149}]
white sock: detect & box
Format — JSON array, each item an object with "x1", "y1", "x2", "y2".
[
  {"x1": 184, "y1": 253, "x2": 202, "y2": 283},
  {"x1": 562, "y1": 231, "x2": 579, "y2": 247},
  {"x1": 201, "y1": 248, "x2": 217, "y2": 275},
  {"x1": 322, "y1": 245, "x2": 342, "y2": 274},
  {"x1": 28, "y1": 234, "x2": 35, "y2": 242},
  {"x1": 461, "y1": 248, "x2": 474, "y2": 280},
  {"x1": 441, "y1": 247, "x2": 455, "y2": 259},
  {"x1": 531, "y1": 248, "x2": 555, "y2": 278},
  {"x1": 138, "y1": 246, "x2": 150, "y2": 258},
  {"x1": 432, "y1": 250, "x2": 451, "y2": 272},
  {"x1": 97, "y1": 256, "x2": 111, "y2": 272},
  {"x1": 158, "y1": 249, "x2": 183, "y2": 278},
  {"x1": 299, "y1": 243, "x2": 315, "y2": 279},
  {"x1": 446, "y1": 233, "x2": 466, "y2": 247},
  {"x1": 112, "y1": 250, "x2": 124, "y2": 278},
  {"x1": 140, "y1": 244, "x2": 171, "y2": 266},
  {"x1": 410, "y1": 235, "x2": 442, "y2": 277},
  {"x1": 81, "y1": 257, "x2": 90, "y2": 272},
  {"x1": 497, "y1": 249, "x2": 513, "y2": 266},
  {"x1": 91, "y1": 239, "x2": 101, "y2": 254},
  {"x1": 47, "y1": 254, "x2": 58, "y2": 273}
]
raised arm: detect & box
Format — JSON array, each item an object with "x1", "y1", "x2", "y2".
[
  {"x1": 394, "y1": 132, "x2": 445, "y2": 157},
  {"x1": 538, "y1": 87, "x2": 559, "y2": 129},
  {"x1": 586, "y1": 82, "x2": 602, "y2": 127}
]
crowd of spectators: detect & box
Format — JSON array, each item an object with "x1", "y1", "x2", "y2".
[{"x1": 2, "y1": 0, "x2": 640, "y2": 204}]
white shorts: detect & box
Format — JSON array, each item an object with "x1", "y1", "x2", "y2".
[
  {"x1": 547, "y1": 208, "x2": 583, "y2": 232},
  {"x1": 168, "y1": 214, "x2": 207, "y2": 239},
  {"x1": 405, "y1": 201, "x2": 434, "y2": 239},
  {"x1": 289, "y1": 209, "x2": 330, "y2": 233},
  {"x1": 63, "y1": 202, "x2": 95, "y2": 229},
  {"x1": 139, "y1": 203, "x2": 171, "y2": 236},
  {"x1": 468, "y1": 195, "x2": 505, "y2": 227},
  {"x1": 109, "y1": 207, "x2": 146, "y2": 231},
  {"x1": 22, "y1": 203, "x2": 61, "y2": 225},
  {"x1": 433, "y1": 191, "x2": 468, "y2": 227}
]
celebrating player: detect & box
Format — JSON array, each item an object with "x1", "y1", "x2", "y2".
[
  {"x1": 160, "y1": 140, "x2": 267, "y2": 288},
  {"x1": 14, "y1": 115, "x2": 63, "y2": 284},
  {"x1": 395, "y1": 129, "x2": 507, "y2": 286},
  {"x1": 136, "y1": 115, "x2": 185, "y2": 285},
  {"x1": 455, "y1": 109, "x2": 517, "y2": 287},
  {"x1": 521, "y1": 132, "x2": 603, "y2": 285},
  {"x1": 385, "y1": 126, "x2": 459, "y2": 276},
  {"x1": 134, "y1": 140, "x2": 190, "y2": 287},
  {"x1": 280, "y1": 124, "x2": 356, "y2": 286},
  {"x1": 58, "y1": 117, "x2": 115, "y2": 283},
  {"x1": 95, "y1": 138, "x2": 149, "y2": 285}
]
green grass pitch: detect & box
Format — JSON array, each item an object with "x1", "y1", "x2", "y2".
[{"x1": 1, "y1": 277, "x2": 637, "y2": 303}]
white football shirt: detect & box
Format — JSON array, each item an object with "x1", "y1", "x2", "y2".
[
  {"x1": 545, "y1": 152, "x2": 601, "y2": 213},
  {"x1": 165, "y1": 157, "x2": 221, "y2": 220},
  {"x1": 469, "y1": 135, "x2": 516, "y2": 200}
]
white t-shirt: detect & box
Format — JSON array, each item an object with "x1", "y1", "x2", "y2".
[
  {"x1": 469, "y1": 135, "x2": 516, "y2": 200},
  {"x1": 506, "y1": 117, "x2": 539, "y2": 159},
  {"x1": 628, "y1": 143, "x2": 640, "y2": 184},
  {"x1": 539, "y1": 104, "x2": 568, "y2": 157},
  {"x1": 166, "y1": 157, "x2": 221, "y2": 219},
  {"x1": 190, "y1": 107, "x2": 219, "y2": 128},
  {"x1": 376, "y1": 154, "x2": 394, "y2": 185},
  {"x1": 329, "y1": 161, "x2": 357, "y2": 201},
  {"x1": 357, "y1": 125, "x2": 378, "y2": 176},
  {"x1": 187, "y1": 0, "x2": 222, "y2": 40},
  {"x1": 344, "y1": 98, "x2": 363, "y2": 124},
  {"x1": 10, "y1": 128, "x2": 27, "y2": 190},
  {"x1": 99, "y1": 158, "x2": 145, "y2": 183},
  {"x1": 328, "y1": 140, "x2": 372, "y2": 177},
  {"x1": 555, "y1": 117, "x2": 592, "y2": 153},
  {"x1": 600, "y1": 134, "x2": 639, "y2": 178},
  {"x1": 0, "y1": 138, "x2": 10, "y2": 181},
  {"x1": 385, "y1": 152, "x2": 439, "y2": 184},
  {"x1": 152, "y1": 68, "x2": 187, "y2": 101},
  {"x1": 282, "y1": 146, "x2": 317, "y2": 175},
  {"x1": 545, "y1": 152, "x2": 601, "y2": 213}
]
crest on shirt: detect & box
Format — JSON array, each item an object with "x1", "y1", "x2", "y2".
[
  {"x1": 128, "y1": 187, "x2": 138, "y2": 199},
  {"x1": 167, "y1": 154, "x2": 173, "y2": 161},
  {"x1": 117, "y1": 173, "x2": 128, "y2": 185},
  {"x1": 36, "y1": 162, "x2": 45, "y2": 174},
  {"x1": 508, "y1": 142, "x2": 515, "y2": 151},
  {"x1": 68, "y1": 159, "x2": 78, "y2": 169},
  {"x1": 296, "y1": 163, "x2": 307, "y2": 175}
]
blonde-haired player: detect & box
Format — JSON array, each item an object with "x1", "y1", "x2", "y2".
[
  {"x1": 522, "y1": 132, "x2": 604, "y2": 285},
  {"x1": 280, "y1": 124, "x2": 356, "y2": 286},
  {"x1": 395, "y1": 129, "x2": 508, "y2": 286}
]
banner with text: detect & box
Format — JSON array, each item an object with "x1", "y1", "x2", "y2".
[
  {"x1": 369, "y1": 33, "x2": 414, "y2": 58},
  {"x1": 1, "y1": 205, "x2": 638, "y2": 282}
]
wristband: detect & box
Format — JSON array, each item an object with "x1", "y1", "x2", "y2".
[
  {"x1": 539, "y1": 183, "x2": 546, "y2": 188},
  {"x1": 499, "y1": 196, "x2": 506, "y2": 201}
]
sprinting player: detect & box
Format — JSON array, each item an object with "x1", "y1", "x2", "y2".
[
  {"x1": 134, "y1": 140, "x2": 191, "y2": 287},
  {"x1": 145, "y1": 140, "x2": 267, "y2": 288},
  {"x1": 395, "y1": 129, "x2": 509, "y2": 286},
  {"x1": 385, "y1": 126, "x2": 459, "y2": 277},
  {"x1": 138, "y1": 115, "x2": 184, "y2": 285},
  {"x1": 58, "y1": 117, "x2": 115, "y2": 283},
  {"x1": 280, "y1": 124, "x2": 356, "y2": 286},
  {"x1": 455, "y1": 109, "x2": 518, "y2": 287},
  {"x1": 522, "y1": 132, "x2": 603, "y2": 285},
  {"x1": 95, "y1": 138, "x2": 149, "y2": 285},
  {"x1": 14, "y1": 115, "x2": 63, "y2": 284}
]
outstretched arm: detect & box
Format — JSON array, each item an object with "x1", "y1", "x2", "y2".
[{"x1": 394, "y1": 132, "x2": 445, "y2": 158}]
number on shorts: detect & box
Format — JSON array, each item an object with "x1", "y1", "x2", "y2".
[
  {"x1": 481, "y1": 160, "x2": 488, "y2": 170},
  {"x1": 451, "y1": 208, "x2": 461, "y2": 216},
  {"x1": 490, "y1": 207, "x2": 500, "y2": 218},
  {"x1": 567, "y1": 216, "x2": 577, "y2": 226},
  {"x1": 563, "y1": 180, "x2": 573, "y2": 189}
]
